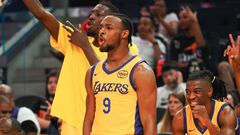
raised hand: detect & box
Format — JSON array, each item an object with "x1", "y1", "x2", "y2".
[
  {"x1": 62, "y1": 20, "x2": 90, "y2": 49},
  {"x1": 181, "y1": 6, "x2": 198, "y2": 23},
  {"x1": 224, "y1": 34, "x2": 240, "y2": 69}
]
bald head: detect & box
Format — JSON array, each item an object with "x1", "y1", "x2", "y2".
[{"x1": 0, "y1": 84, "x2": 13, "y2": 100}]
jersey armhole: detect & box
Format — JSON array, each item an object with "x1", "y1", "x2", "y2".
[
  {"x1": 90, "y1": 64, "x2": 97, "y2": 86},
  {"x1": 129, "y1": 60, "x2": 146, "y2": 91},
  {"x1": 183, "y1": 107, "x2": 187, "y2": 133}
]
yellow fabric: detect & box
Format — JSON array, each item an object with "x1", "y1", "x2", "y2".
[
  {"x1": 91, "y1": 56, "x2": 142, "y2": 135},
  {"x1": 61, "y1": 121, "x2": 82, "y2": 135},
  {"x1": 184, "y1": 100, "x2": 226, "y2": 135},
  {"x1": 49, "y1": 23, "x2": 138, "y2": 131}
]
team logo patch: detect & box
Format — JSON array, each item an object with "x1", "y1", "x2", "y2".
[{"x1": 117, "y1": 70, "x2": 128, "y2": 78}]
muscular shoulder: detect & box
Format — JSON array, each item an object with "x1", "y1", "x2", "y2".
[
  {"x1": 219, "y1": 105, "x2": 237, "y2": 124},
  {"x1": 134, "y1": 62, "x2": 154, "y2": 76}
]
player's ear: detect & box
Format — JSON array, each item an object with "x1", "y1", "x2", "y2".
[
  {"x1": 122, "y1": 30, "x2": 129, "y2": 39},
  {"x1": 208, "y1": 87, "x2": 213, "y2": 98}
]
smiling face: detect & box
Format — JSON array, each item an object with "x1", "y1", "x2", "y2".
[
  {"x1": 186, "y1": 80, "x2": 212, "y2": 109},
  {"x1": 98, "y1": 15, "x2": 127, "y2": 52},
  {"x1": 87, "y1": 4, "x2": 111, "y2": 37}
]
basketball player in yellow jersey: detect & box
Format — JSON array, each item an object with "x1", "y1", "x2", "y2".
[
  {"x1": 173, "y1": 70, "x2": 237, "y2": 135},
  {"x1": 84, "y1": 13, "x2": 157, "y2": 135},
  {"x1": 22, "y1": 0, "x2": 138, "y2": 134}
]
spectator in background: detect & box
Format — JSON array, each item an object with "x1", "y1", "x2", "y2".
[
  {"x1": 0, "y1": 117, "x2": 23, "y2": 135},
  {"x1": 157, "y1": 62, "x2": 186, "y2": 109},
  {"x1": 170, "y1": 6, "x2": 206, "y2": 81},
  {"x1": 157, "y1": 92, "x2": 186, "y2": 134},
  {"x1": 0, "y1": 95, "x2": 12, "y2": 118},
  {"x1": 32, "y1": 71, "x2": 59, "y2": 134},
  {"x1": 132, "y1": 16, "x2": 166, "y2": 70},
  {"x1": 0, "y1": 84, "x2": 40, "y2": 134},
  {"x1": 20, "y1": 120, "x2": 38, "y2": 135},
  {"x1": 150, "y1": 0, "x2": 179, "y2": 45}
]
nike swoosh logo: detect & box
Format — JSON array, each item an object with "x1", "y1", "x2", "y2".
[{"x1": 188, "y1": 129, "x2": 195, "y2": 132}]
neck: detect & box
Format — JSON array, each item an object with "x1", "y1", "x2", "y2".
[
  {"x1": 106, "y1": 42, "x2": 131, "y2": 67},
  {"x1": 205, "y1": 99, "x2": 213, "y2": 115}
]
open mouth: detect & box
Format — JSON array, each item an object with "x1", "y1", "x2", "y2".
[
  {"x1": 98, "y1": 35, "x2": 105, "y2": 46},
  {"x1": 86, "y1": 21, "x2": 92, "y2": 30}
]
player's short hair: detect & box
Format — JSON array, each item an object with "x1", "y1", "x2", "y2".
[
  {"x1": 99, "y1": 1, "x2": 119, "y2": 13},
  {"x1": 187, "y1": 70, "x2": 227, "y2": 101},
  {"x1": 108, "y1": 13, "x2": 133, "y2": 46}
]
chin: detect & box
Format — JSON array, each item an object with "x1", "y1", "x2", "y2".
[{"x1": 99, "y1": 45, "x2": 114, "y2": 52}]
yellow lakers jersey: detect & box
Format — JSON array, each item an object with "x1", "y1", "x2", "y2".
[
  {"x1": 183, "y1": 100, "x2": 228, "y2": 135},
  {"x1": 90, "y1": 55, "x2": 144, "y2": 135}
]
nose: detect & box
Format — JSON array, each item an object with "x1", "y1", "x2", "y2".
[
  {"x1": 188, "y1": 92, "x2": 196, "y2": 100},
  {"x1": 99, "y1": 27, "x2": 105, "y2": 35},
  {"x1": 88, "y1": 13, "x2": 95, "y2": 21}
]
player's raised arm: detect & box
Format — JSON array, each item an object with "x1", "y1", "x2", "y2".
[
  {"x1": 133, "y1": 62, "x2": 157, "y2": 135},
  {"x1": 22, "y1": 0, "x2": 59, "y2": 41}
]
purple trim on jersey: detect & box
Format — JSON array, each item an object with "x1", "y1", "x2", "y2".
[
  {"x1": 217, "y1": 103, "x2": 229, "y2": 128},
  {"x1": 129, "y1": 60, "x2": 145, "y2": 91},
  {"x1": 183, "y1": 107, "x2": 187, "y2": 133},
  {"x1": 194, "y1": 100, "x2": 215, "y2": 134},
  {"x1": 134, "y1": 104, "x2": 143, "y2": 135},
  {"x1": 102, "y1": 55, "x2": 137, "y2": 74},
  {"x1": 90, "y1": 64, "x2": 97, "y2": 86}
]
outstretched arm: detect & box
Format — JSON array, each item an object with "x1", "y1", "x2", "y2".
[
  {"x1": 83, "y1": 69, "x2": 95, "y2": 135},
  {"x1": 22, "y1": 0, "x2": 59, "y2": 41},
  {"x1": 134, "y1": 62, "x2": 157, "y2": 135}
]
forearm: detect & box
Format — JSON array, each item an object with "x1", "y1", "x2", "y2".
[
  {"x1": 192, "y1": 21, "x2": 205, "y2": 47},
  {"x1": 22, "y1": 0, "x2": 59, "y2": 40},
  {"x1": 83, "y1": 118, "x2": 93, "y2": 135},
  {"x1": 23, "y1": 0, "x2": 46, "y2": 18},
  {"x1": 143, "y1": 119, "x2": 157, "y2": 135},
  {"x1": 82, "y1": 45, "x2": 100, "y2": 65}
]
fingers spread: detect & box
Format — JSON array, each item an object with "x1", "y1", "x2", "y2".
[
  {"x1": 63, "y1": 25, "x2": 74, "y2": 33},
  {"x1": 229, "y1": 33, "x2": 236, "y2": 48},
  {"x1": 66, "y1": 20, "x2": 76, "y2": 30}
]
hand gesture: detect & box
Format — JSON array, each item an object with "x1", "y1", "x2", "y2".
[
  {"x1": 181, "y1": 6, "x2": 198, "y2": 23},
  {"x1": 191, "y1": 103, "x2": 211, "y2": 127},
  {"x1": 224, "y1": 34, "x2": 240, "y2": 71},
  {"x1": 62, "y1": 20, "x2": 90, "y2": 49}
]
